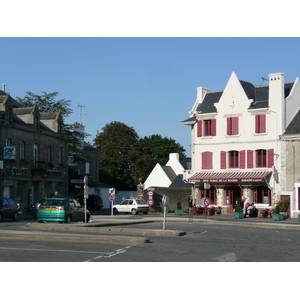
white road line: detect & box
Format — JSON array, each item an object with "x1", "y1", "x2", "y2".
[
  {"x1": 85, "y1": 246, "x2": 133, "y2": 262},
  {"x1": 0, "y1": 246, "x2": 108, "y2": 255}
]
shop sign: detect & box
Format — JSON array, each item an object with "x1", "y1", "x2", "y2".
[
  {"x1": 4, "y1": 147, "x2": 16, "y2": 159},
  {"x1": 6, "y1": 167, "x2": 28, "y2": 175}
]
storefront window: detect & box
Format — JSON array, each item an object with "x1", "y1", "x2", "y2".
[{"x1": 252, "y1": 187, "x2": 270, "y2": 204}]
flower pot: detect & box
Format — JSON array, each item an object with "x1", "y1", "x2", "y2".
[
  {"x1": 175, "y1": 209, "x2": 184, "y2": 215},
  {"x1": 272, "y1": 213, "x2": 284, "y2": 221},
  {"x1": 233, "y1": 211, "x2": 244, "y2": 219}
]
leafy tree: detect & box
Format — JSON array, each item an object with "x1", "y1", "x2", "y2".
[
  {"x1": 94, "y1": 121, "x2": 139, "y2": 190},
  {"x1": 144, "y1": 134, "x2": 186, "y2": 165},
  {"x1": 16, "y1": 91, "x2": 73, "y2": 120}
]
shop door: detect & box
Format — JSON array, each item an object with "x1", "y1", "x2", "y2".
[{"x1": 227, "y1": 187, "x2": 242, "y2": 213}]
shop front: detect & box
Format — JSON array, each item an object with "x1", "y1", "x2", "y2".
[{"x1": 188, "y1": 171, "x2": 272, "y2": 214}]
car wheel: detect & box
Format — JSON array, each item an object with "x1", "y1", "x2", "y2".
[
  {"x1": 143, "y1": 211, "x2": 148, "y2": 215},
  {"x1": 66, "y1": 215, "x2": 72, "y2": 223},
  {"x1": 131, "y1": 209, "x2": 137, "y2": 215},
  {"x1": 12, "y1": 212, "x2": 18, "y2": 221},
  {"x1": 0, "y1": 213, "x2": 2, "y2": 222},
  {"x1": 113, "y1": 208, "x2": 118, "y2": 214}
]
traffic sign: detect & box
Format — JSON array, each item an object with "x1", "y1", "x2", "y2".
[
  {"x1": 204, "y1": 197, "x2": 209, "y2": 206},
  {"x1": 109, "y1": 196, "x2": 115, "y2": 201},
  {"x1": 147, "y1": 191, "x2": 154, "y2": 197},
  {"x1": 148, "y1": 199, "x2": 154, "y2": 206}
]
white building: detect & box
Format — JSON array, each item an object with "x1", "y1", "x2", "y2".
[
  {"x1": 144, "y1": 153, "x2": 191, "y2": 190},
  {"x1": 182, "y1": 71, "x2": 300, "y2": 217}
]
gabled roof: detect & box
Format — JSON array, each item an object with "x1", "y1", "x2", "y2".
[
  {"x1": 190, "y1": 77, "x2": 295, "y2": 114},
  {"x1": 169, "y1": 174, "x2": 192, "y2": 188},
  {"x1": 284, "y1": 110, "x2": 300, "y2": 135}
]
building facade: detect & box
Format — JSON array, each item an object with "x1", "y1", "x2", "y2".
[
  {"x1": 182, "y1": 72, "x2": 300, "y2": 217},
  {"x1": 0, "y1": 91, "x2": 68, "y2": 210}
]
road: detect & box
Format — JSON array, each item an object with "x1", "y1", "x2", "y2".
[{"x1": 1, "y1": 214, "x2": 300, "y2": 262}]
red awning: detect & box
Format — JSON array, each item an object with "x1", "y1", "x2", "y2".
[{"x1": 188, "y1": 171, "x2": 272, "y2": 183}]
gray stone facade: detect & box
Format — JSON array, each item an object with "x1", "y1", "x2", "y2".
[{"x1": 0, "y1": 91, "x2": 68, "y2": 210}]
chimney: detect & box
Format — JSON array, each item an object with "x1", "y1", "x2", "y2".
[{"x1": 2, "y1": 83, "x2": 5, "y2": 92}]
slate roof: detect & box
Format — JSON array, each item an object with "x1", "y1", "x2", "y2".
[
  {"x1": 169, "y1": 174, "x2": 192, "y2": 188},
  {"x1": 284, "y1": 110, "x2": 300, "y2": 135},
  {"x1": 185, "y1": 79, "x2": 295, "y2": 115},
  {"x1": 161, "y1": 166, "x2": 177, "y2": 182}
]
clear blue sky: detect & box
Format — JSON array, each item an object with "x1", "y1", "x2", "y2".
[{"x1": 2, "y1": 37, "x2": 300, "y2": 155}]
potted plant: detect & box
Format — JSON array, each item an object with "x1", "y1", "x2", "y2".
[
  {"x1": 272, "y1": 204, "x2": 284, "y2": 221},
  {"x1": 175, "y1": 201, "x2": 184, "y2": 215},
  {"x1": 233, "y1": 204, "x2": 243, "y2": 219}
]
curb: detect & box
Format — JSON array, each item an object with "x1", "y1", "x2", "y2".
[{"x1": 25, "y1": 223, "x2": 186, "y2": 236}]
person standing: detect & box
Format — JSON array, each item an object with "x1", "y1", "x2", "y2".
[{"x1": 188, "y1": 195, "x2": 193, "y2": 213}]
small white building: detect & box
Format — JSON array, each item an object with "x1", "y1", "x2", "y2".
[
  {"x1": 182, "y1": 71, "x2": 300, "y2": 217},
  {"x1": 144, "y1": 153, "x2": 191, "y2": 190}
]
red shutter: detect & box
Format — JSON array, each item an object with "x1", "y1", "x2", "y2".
[
  {"x1": 232, "y1": 117, "x2": 239, "y2": 135},
  {"x1": 227, "y1": 118, "x2": 230, "y2": 135},
  {"x1": 202, "y1": 152, "x2": 213, "y2": 170},
  {"x1": 261, "y1": 115, "x2": 266, "y2": 133},
  {"x1": 211, "y1": 119, "x2": 216, "y2": 136},
  {"x1": 240, "y1": 150, "x2": 246, "y2": 169},
  {"x1": 247, "y1": 150, "x2": 253, "y2": 168},
  {"x1": 197, "y1": 120, "x2": 202, "y2": 137},
  {"x1": 255, "y1": 115, "x2": 259, "y2": 133},
  {"x1": 268, "y1": 149, "x2": 274, "y2": 168},
  {"x1": 220, "y1": 151, "x2": 226, "y2": 169}
]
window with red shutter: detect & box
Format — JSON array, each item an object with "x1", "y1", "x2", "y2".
[
  {"x1": 197, "y1": 120, "x2": 202, "y2": 137},
  {"x1": 220, "y1": 151, "x2": 226, "y2": 169},
  {"x1": 267, "y1": 149, "x2": 274, "y2": 167},
  {"x1": 247, "y1": 150, "x2": 253, "y2": 168},
  {"x1": 202, "y1": 152, "x2": 213, "y2": 169},
  {"x1": 228, "y1": 151, "x2": 239, "y2": 168},
  {"x1": 240, "y1": 150, "x2": 246, "y2": 169},
  {"x1": 256, "y1": 149, "x2": 267, "y2": 167},
  {"x1": 255, "y1": 115, "x2": 266, "y2": 133},
  {"x1": 227, "y1": 117, "x2": 239, "y2": 135}
]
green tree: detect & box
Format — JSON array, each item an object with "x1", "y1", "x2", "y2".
[
  {"x1": 16, "y1": 91, "x2": 73, "y2": 120},
  {"x1": 144, "y1": 134, "x2": 186, "y2": 165},
  {"x1": 94, "y1": 121, "x2": 139, "y2": 190}
]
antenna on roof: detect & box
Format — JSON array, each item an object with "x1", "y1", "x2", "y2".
[
  {"x1": 261, "y1": 77, "x2": 269, "y2": 84},
  {"x1": 78, "y1": 104, "x2": 87, "y2": 123}
]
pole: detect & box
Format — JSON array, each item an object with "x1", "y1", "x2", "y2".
[
  {"x1": 111, "y1": 200, "x2": 114, "y2": 216},
  {"x1": 163, "y1": 204, "x2": 166, "y2": 230}
]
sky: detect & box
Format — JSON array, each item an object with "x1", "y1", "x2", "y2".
[
  {"x1": 1, "y1": 2, "x2": 299, "y2": 159},
  {"x1": 2, "y1": 37, "x2": 300, "y2": 156}
]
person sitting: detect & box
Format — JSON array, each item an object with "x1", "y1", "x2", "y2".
[{"x1": 247, "y1": 203, "x2": 253, "y2": 217}]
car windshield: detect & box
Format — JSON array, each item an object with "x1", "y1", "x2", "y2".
[
  {"x1": 136, "y1": 200, "x2": 147, "y2": 204},
  {"x1": 41, "y1": 199, "x2": 65, "y2": 206}
]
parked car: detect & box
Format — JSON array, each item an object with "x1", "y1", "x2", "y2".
[
  {"x1": 77, "y1": 194, "x2": 103, "y2": 211},
  {"x1": 0, "y1": 197, "x2": 18, "y2": 222},
  {"x1": 37, "y1": 198, "x2": 91, "y2": 223},
  {"x1": 112, "y1": 198, "x2": 149, "y2": 215}
]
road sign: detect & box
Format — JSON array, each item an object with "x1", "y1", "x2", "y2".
[
  {"x1": 109, "y1": 196, "x2": 115, "y2": 201},
  {"x1": 204, "y1": 197, "x2": 210, "y2": 206},
  {"x1": 147, "y1": 191, "x2": 154, "y2": 197},
  {"x1": 109, "y1": 188, "x2": 115, "y2": 196},
  {"x1": 148, "y1": 199, "x2": 154, "y2": 206}
]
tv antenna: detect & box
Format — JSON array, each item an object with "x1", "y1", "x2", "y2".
[
  {"x1": 261, "y1": 77, "x2": 269, "y2": 84},
  {"x1": 78, "y1": 104, "x2": 87, "y2": 123}
]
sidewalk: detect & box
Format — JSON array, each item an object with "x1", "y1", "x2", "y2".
[{"x1": 89, "y1": 212, "x2": 300, "y2": 230}]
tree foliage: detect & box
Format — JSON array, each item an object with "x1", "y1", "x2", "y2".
[
  {"x1": 144, "y1": 134, "x2": 186, "y2": 165},
  {"x1": 94, "y1": 122, "x2": 186, "y2": 190},
  {"x1": 16, "y1": 91, "x2": 73, "y2": 120}
]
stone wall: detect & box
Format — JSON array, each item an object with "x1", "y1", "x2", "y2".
[{"x1": 147, "y1": 187, "x2": 192, "y2": 212}]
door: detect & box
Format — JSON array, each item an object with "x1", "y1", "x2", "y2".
[{"x1": 227, "y1": 187, "x2": 242, "y2": 213}]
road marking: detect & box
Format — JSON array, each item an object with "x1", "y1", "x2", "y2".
[
  {"x1": 85, "y1": 246, "x2": 133, "y2": 262},
  {"x1": 0, "y1": 246, "x2": 109, "y2": 255},
  {"x1": 210, "y1": 252, "x2": 237, "y2": 262}
]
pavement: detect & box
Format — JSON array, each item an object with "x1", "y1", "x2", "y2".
[{"x1": 2, "y1": 212, "x2": 300, "y2": 245}]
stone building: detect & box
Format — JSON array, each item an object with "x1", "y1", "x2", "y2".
[{"x1": 0, "y1": 90, "x2": 68, "y2": 210}]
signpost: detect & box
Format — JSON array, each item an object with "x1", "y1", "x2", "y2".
[
  {"x1": 162, "y1": 194, "x2": 169, "y2": 230},
  {"x1": 109, "y1": 188, "x2": 115, "y2": 216},
  {"x1": 84, "y1": 176, "x2": 88, "y2": 223}
]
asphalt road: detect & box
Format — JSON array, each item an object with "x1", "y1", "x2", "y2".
[{"x1": 1, "y1": 215, "x2": 300, "y2": 262}]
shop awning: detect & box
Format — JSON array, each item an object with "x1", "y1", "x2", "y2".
[{"x1": 187, "y1": 171, "x2": 272, "y2": 183}]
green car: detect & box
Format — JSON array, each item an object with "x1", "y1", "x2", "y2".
[{"x1": 37, "y1": 198, "x2": 91, "y2": 223}]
